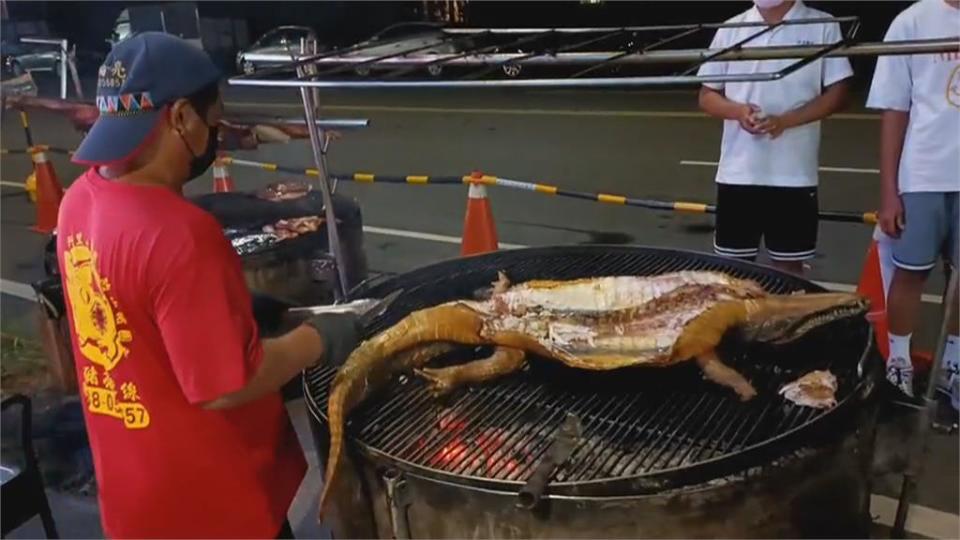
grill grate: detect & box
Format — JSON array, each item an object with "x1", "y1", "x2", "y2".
[{"x1": 304, "y1": 246, "x2": 872, "y2": 493}]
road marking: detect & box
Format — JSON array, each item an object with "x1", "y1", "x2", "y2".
[
  {"x1": 0, "y1": 181, "x2": 26, "y2": 189},
  {"x1": 0, "y1": 278, "x2": 35, "y2": 301},
  {"x1": 680, "y1": 159, "x2": 879, "y2": 175},
  {"x1": 227, "y1": 101, "x2": 879, "y2": 121},
  {"x1": 871, "y1": 493, "x2": 959, "y2": 539},
  {"x1": 363, "y1": 225, "x2": 526, "y2": 250},
  {"x1": 363, "y1": 225, "x2": 941, "y2": 304}
]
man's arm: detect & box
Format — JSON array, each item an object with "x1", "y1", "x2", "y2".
[
  {"x1": 877, "y1": 109, "x2": 909, "y2": 238},
  {"x1": 754, "y1": 79, "x2": 850, "y2": 138},
  {"x1": 203, "y1": 313, "x2": 360, "y2": 410},
  {"x1": 698, "y1": 86, "x2": 762, "y2": 133},
  {"x1": 202, "y1": 325, "x2": 323, "y2": 410}
]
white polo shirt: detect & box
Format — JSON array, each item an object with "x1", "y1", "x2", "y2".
[
  {"x1": 866, "y1": 0, "x2": 960, "y2": 194},
  {"x1": 697, "y1": 1, "x2": 853, "y2": 188}
]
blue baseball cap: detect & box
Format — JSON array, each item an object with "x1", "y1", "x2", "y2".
[{"x1": 73, "y1": 32, "x2": 221, "y2": 166}]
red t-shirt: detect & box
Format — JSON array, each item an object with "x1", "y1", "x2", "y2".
[{"x1": 56, "y1": 168, "x2": 307, "y2": 539}]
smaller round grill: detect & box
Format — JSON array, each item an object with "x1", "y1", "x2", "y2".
[{"x1": 304, "y1": 246, "x2": 877, "y2": 497}]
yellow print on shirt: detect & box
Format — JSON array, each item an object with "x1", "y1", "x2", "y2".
[
  {"x1": 65, "y1": 234, "x2": 149, "y2": 429},
  {"x1": 948, "y1": 65, "x2": 960, "y2": 109}
]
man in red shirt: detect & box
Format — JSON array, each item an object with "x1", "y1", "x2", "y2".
[{"x1": 58, "y1": 33, "x2": 358, "y2": 538}]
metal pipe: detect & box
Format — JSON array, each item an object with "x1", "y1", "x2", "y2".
[
  {"x1": 297, "y1": 77, "x2": 349, "y2": 301},
  {"x1": 231, "y1": 71, "x2": 783, "y2": 89},
  {"x1": 21, "y1": 37, "x2": 70, "y2": 99},
  {"x1": 680, "y1": 21, "x2": 784, "y2": 76},
  {"x1": 229, "y1": 116, "x2": 370, "y2": 129},
  {"x1": 573, "y1": 26, "x2": 701, "y2": 78},
  {"x1": 891, "y1": 271, "x2": 959, "y2": 538},
  {"x1": 440, "y1": 17, "x2": 859, "y2": 34},
  {"x1": 231, "y1": 38, "x2": 958, "y2": 72}
]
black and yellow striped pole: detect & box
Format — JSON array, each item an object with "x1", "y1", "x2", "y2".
[
  {"x1": 18, "y1": 109, "x2": 34, "y2": 148},
  {"x1": 215, "y1": 155, "x2": 880, "y2": 226}
]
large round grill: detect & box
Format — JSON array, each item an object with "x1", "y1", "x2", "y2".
[{"x1": 304, "y1": 246, "x2": 876, "y2": 497}]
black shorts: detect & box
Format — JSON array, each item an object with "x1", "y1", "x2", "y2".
[{"x1": 713, "y1": 184, "x2": 819, "y2": 262}]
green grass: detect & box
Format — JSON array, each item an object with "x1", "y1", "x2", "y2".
[{"x1": 1, "y1": 333, "x2": 50, "y2": 396}]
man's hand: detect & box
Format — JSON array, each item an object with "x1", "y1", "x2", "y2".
[
  {"x1": 304, "y1": 312, "x2": 362, "y2": 369},
  {"x1": 755, "y1": 114, "x2": 791, "y2": 139},
  {"x1": 736, "y1": 103, "x2": 763, "y2": 134},
  {"x1": 879, "y1": 189, "x2": 905, "y2": 238}
]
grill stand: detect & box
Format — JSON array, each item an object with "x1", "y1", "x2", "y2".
[
  {"x1": 384, "y1": 469, "x2": 413, "y2": 539},
  {"x1": 891, "y1": 270, "x2": 959, "y2": 538}
]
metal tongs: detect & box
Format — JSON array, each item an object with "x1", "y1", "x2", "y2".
[{"x1": 289, "y1": 289, "x2": 403, "y2": 326}]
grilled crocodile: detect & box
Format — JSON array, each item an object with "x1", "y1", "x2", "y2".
[{"x1": 318, "y1": 270, "x2": 868, "y2": 514}]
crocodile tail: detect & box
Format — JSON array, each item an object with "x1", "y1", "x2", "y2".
[{"x1": 319, "y1": 304, "x2": 486, "y2": 516}]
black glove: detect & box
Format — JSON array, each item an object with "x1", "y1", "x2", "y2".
[
  {"x1": 304, "y1": 312, "x2": 362, "y2": 368},
  {"x1": 250, "y1": 293, "x2": 293, "y2": 335}
]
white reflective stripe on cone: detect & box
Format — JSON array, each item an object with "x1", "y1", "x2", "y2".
[
  {"x1": 31, "y1": 151, "x2": 48, "y2": 164},
  {"x1": 468, "y1": 183, "x2": 487, "y2": 199}
]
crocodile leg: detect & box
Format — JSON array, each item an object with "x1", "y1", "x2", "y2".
[
  {"x1": 416, "y1": 347, "x2": 527, "y2": 397},
  {"x1": 696, "y1": 350, "x2": 757, "y2": 401}
]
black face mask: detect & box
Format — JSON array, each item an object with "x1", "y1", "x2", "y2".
[{"x1": 178, "y1": 125, "x2": 219, "y2": 181}]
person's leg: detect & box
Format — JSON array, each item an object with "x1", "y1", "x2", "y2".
[
  {"x1": 886, "y1": 192, "x2": 946, "y2": 397},
  {"x1": 765, "y1": 186, "x2": 818, "y2": 275},
  {"x1": 713, "y1": 183, "x2": 761, "y2": 262},
  {"x1": 943, "y1": 193, "x2": 959, "y2": 408}
]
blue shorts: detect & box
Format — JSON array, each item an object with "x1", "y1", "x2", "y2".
[{"x1": 892, "y1": 192, "x2": 959, "y2": 271}]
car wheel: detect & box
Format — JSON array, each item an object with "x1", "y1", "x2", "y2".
[
  {"x1": 8, "y1": 59, "x2": 25, "y2": 77},
  {"x1": 502, "y1": 63, "x2": 522, "y2": 78},
  {"x1": 427, "y1": 64, "x2": 443, "y2": 77},
  {"x1": 243, "y1": 61, "x2": 255, "y2": 75}
]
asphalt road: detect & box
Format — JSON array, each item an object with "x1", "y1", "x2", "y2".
[
  {"x1": 1, "y1": 86, "x2": 956, "y2": 537},
  {"x1": 1, "y1": 87, "x2": 945, "y2": 340}
]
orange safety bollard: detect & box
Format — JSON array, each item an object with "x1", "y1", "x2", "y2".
[
  {"x1": 30, "y1": 147, "x2": 64, "y2": 234},
  {"x1": 857, "y1": 229, "x2": 933, "y2": 372},
  {"x1": 460, "y1": 172, "x2": 498, "y2": 256},
  {"x1": 212, "y1": 155, "x2": 235, "y2": 193}
]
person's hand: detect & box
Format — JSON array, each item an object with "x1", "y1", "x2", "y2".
[
  {"x1": 879, "y1": 189, "x2": 905, "y2": 238},
  {"x1": 304, "y1": 312, "x2": 362, "y2": 369},
  {"x1": 736, "y1": 103, "x2": 763, "y2": 134},
  {"x1": 755, "y1": 114, "x2": 790, "y2": 139}
]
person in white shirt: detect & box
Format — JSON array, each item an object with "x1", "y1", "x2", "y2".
[
  {"x1": 697, "y1": 0, "x2": 852, "y2": 275},
  {"x1": 867, "y1": 0, "x2": 959, "y2": 402}
]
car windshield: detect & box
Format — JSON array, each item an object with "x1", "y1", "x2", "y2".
[{"x1": 256, "y1": 28, "x2": 312, "y2": 49}]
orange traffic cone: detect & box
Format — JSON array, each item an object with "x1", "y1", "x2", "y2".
[
  {"x1": 31, "y1": 147, "x2": 64, "y2": 234},
  {"x1": 212, "y1": 156, "x2": 234, "y2": 193},
  {"x1": 857, "y1": 228, "x2": 933, "y2": 372},
  {"x1": 858, "y1": 236, "x2": 890, "y2": 359},
  {"x1": 461, "y1": 175, "x2": 498, "y2": 256}
]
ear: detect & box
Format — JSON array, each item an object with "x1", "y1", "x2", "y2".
[{"x1": 168, "y1": 98, "x2": 193, "y2": 134}]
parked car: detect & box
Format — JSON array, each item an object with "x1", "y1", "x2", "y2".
[
  {"x1": 1, "y1": 22, "x2": 62, "y2": 74},
  {"x1": 236, "y1": 22, "x2": 471, "y2": 76},
  {"x1": 236, "y1": 26, "x2": 318, "y2": 75},
  {"x1": 0, "y1": 54, "x2": 39, "y2": 99}
]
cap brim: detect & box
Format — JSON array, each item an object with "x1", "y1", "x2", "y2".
[{"x1": 72, "y1": 110, "x2": 163, "y2": 166}]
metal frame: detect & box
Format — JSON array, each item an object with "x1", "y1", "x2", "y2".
[
  {"x1": 227, "y1": 17, "x2": 959, "y2": 302},
  {"x1": 19, "y1": 37, "x2": 72, "y2": 99}
]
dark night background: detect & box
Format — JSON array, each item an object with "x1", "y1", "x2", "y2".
[
  {"x1": 4, "y1": 1, "x2": 913, "y2": 87},
  {"x1": 6, "y1": 1, "x2": 909, "y2": 50}
]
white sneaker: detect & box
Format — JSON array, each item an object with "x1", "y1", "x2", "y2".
[{"x1": 886, "y1": 356, "x2": 915, "y2": 398}]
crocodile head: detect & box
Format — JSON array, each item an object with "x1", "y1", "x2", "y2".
[{"x1": 740, "y1": 292, "x2": 870, "y2": 345}]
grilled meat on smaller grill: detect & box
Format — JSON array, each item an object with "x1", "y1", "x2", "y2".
[
  {"x1": 780, "y1": 370, "x2": 838, "y2": 409},
  {"x1": 317, "y1": 271, "x2": 868, "y2": 515}
]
